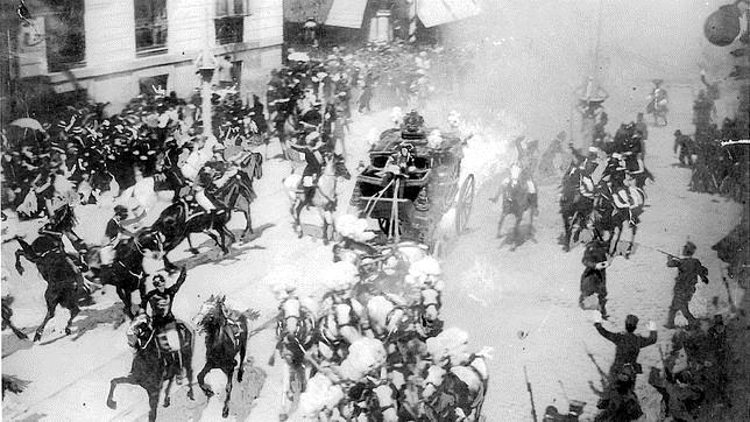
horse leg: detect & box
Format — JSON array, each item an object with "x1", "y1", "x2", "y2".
[
  {"x1": 34, "y1": 296, "x2": 57, "y2": 341},
  {"x1": 320, "y1": 209, "x2": 331, "y2": 245},
  {"x1": 496, "y1": 213, "x2": 507, "y2": 239},
  {"x1": 117, "y1": 287, "x2": 134, "y2": 320},
  {"x1": 147, "y1": 387, "x2": 160, "y2": 422},
  {"x1": 222, "y1": 366, "x2": 235, "y2": 418},
  {"x1": 197, "y1": 363, "x2": 214, "y2": 398},
  {"x1": 529, "y1": 208, "x2": 537, "y2": 242},
  {"x1": 106, "y1": 376, "x2": 133, "y2": 409},
  {"x1": 163, "y1": 376, "x2": 174, "y2": 407},
  {"x1": 511, "y1": 215, "x2": 521, "y2": 251},
  {"x1": 293, "y1": 201, "x2": 305, "y2": 238},
  {"x1": 64, "y1": 304, "x2": 80, "y2": 336},
  {"x1": 562, "y1": 212, "x2": 573, "y2": 251},
  {"x1": 239, "y1": 210, "x2": 251, "y2": 241},
  {"x1": 163, "y1": 253, "x2": 178, "y2": 272},
  {"x1": 238, "y1": 329, "x2": 248, "y2": 382},
  {"x1": 187, "y1": 234, "x2": 200, "y2": 255}
]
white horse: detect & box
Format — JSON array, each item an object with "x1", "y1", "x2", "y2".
[
  {"x1": 421, "y1": 356, "x2": 489, "y2": 421},
  {"x1": 366, "y1": 294, "x2": 412, "y2": 340},
  {"x1": 283, "y1": 153, "x2": 350, "y2": 244}
]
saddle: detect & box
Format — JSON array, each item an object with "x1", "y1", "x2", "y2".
[{"x1": 155, "y1": 321, "x2": 183, "y2": 353}]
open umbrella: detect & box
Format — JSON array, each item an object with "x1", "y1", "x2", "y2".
[{"x1": 10, "y1": 118, "x2": 45, "y2": 132}]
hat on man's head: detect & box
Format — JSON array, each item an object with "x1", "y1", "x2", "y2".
[
  {"x1": 625, "y1": 314, "x2": 639, "y2": 327},
  {"x1": 114, "y1": 205, "x2": 129, "y2": 216},
  {"x1": 683, "y1": 241, "x2": 697, "y2": 255}
]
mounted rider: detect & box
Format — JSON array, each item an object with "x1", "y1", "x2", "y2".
[
  {"x1": 496, "y1": 136, "x2": 539, "y2": 213},
  {"x1": 287, "y1": 131, "x2": 328, "y2": 206},
  {"x1": 99, "y1": 205, "x2": 144, "y2": 266},
  {"x1": 140, "y1": 266, "x2": 189, "y2": 370}
]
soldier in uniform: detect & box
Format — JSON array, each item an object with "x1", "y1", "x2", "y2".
[
  {"x1": 287, "y1": 132, "x2": 326, "y2": 206},
  {"x1": 664, "y1": 242, "x2": 709, "y2": 329},
  {"x1": 579, "y1": 237, "x2": 611, "y2": 318},
  {"x1": 673, "y1": 130, "x2": 694, "y2": 167}
]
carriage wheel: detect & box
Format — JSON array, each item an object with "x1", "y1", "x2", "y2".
[{"x1": 455, "y1": 174, "x2": 476, "y2": 235}]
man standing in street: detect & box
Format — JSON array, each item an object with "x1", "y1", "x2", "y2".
[
  {"x1": 594, "y1": 314, "x2": 657, "y2": 378},
  {"x1": 664, "y1": 241, "x2": 709, "y2": 329},
  {"x1": 579, "y1": 237, "x2": 611, "y2": 318}
]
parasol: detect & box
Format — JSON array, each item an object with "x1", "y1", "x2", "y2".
[{"x1": 9, "y1": 118, "x2": 45, "y2": 132}]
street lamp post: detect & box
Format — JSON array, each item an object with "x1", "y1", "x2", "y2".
[{"x1": 197, "y1": 1, "x2": 216, "y2": 139}]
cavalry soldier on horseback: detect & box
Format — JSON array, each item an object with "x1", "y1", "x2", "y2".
[
  {"x1": 99, "y1": 205, "x2": 143, "y2": 267},
  {"x1": 287, "y1": 131, "x2": 327, "y2": 207},
  {"x1": 141, "y1": 266, "x2": 189, "y2": 375}
]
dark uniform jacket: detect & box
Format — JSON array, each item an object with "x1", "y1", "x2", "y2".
[
  {"x1": 142, "y1": 268, "x2": 187, "y2": 328},
  {"x1": 595, "y1": 323, "x2": 656, "y2": 374},
  {"x1": 667, "y1": 257, "x2": 708, "y2": 298}
]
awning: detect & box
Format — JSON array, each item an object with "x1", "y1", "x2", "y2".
[
  {"x1": 417, "y1": 0, "x2": 481, "y2": 28},
  {"x1": 325, "y1": 0, "x2": 368, "y2": 29}
]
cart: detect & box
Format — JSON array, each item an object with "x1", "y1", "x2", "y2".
[{"x1": 349, "y1": 114, "x2": 475, "y2": 253}]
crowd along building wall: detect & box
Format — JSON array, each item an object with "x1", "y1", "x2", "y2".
[{"x1": 14, "y1": 0, "x2": 283, "y2": 113}]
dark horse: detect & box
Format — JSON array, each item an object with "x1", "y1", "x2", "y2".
[
  {"x1": 193, "y1": 295, "x2": 258, "y2": 418},
  {"x1": 559, "y1": 165, "x2": 596, "y2": 252},
  {"x1": 493, "y1": 165, "x2": 537, "y2": 251},
  {"x1": 12, "y1": 206, "x2": 93, "y2": 341},
  {"x1": 107, "y1": 314, "x2": 195, "y2": 422},
  {"x1": 151, "y1": 196, "x2": 236, "y2": 270},
  {"x1": 210, "y1": 151, "x2": 264, "y2": 240},
  {"x1": 86, "y1": 229, "x2": 165, "y2": 319}
]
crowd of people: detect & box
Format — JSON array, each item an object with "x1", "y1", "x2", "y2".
[{"x1": 669, "y1": 82, "x2": 750, "y2": 203}]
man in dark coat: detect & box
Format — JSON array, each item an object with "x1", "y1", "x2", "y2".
[
  {"x1": 595, "y1": 314, "x2": 658, "y2": 379},
  {"x1": 673, "y1": 130, "x2": 694, "y2": 167},
  {"x1": 579, "y1": 237, "x2": 611, "y2": 318},
  {"x1": 664, "y1": 242, "x2": 709, "y2": 329},
  {"x1": 141, "y1": 266, "x2": 188, "y2": 333}
]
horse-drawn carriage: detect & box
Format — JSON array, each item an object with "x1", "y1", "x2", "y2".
[{"x1": 349, "y1": 112, "x2": 475, "y2": 253}]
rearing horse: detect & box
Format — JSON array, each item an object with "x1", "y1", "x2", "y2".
[
  {"x1": 283, "y1": 153, "x2": 351, "y2": 245},
  {"x1": 559, "y1": 164, "x2": 596, "y2": 252}
]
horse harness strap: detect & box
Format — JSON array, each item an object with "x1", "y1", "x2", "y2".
[{"x1": 117, "y1": 260, "x2": 144, "y2": 280}]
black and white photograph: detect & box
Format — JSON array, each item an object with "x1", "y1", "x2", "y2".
[{"x1": 1, "y1": 0, "x2": 748, "y2": 421}]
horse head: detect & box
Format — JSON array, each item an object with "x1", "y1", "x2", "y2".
[
  {"x1": 193, "y1": 295, "x2": 226, "y2": 333},
  {"x1": 126, "y1": 313, "x2": 154, "y2": 350}
]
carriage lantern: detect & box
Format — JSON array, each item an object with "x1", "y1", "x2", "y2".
[{"x1": 704, "y1": 1, "x2": 746, "y2": 47}]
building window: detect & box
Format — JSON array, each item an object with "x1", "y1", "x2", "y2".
[
  {"x1": 231, "y1": 61, "x2": 242, "y2": 86},
  {"x1": 139, "y1": 74, "x2": 169, "y2": 96},
  {"x1": 215, "y1": 0, "x2": 246, "y2": 45},
  {"x1": 45, "y1": 0, "x2": 86, "y2": 72},
  {"x1": 135, "y1": 0, "x2": 168, "y2": 56}
]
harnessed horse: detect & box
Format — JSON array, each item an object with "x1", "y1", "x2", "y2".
[
  {"x1": 106, "y1": 314, "x2": 195, "y2": 422},
  {"x1": 273, "y1": 296, "x2": 316, "y2": 419},
  {"x1": 421, "y1": 355, "x2": 489, "y2": 422},
  {"x1": 193, "y1": 295, "x2": 257, "y2": 418}
]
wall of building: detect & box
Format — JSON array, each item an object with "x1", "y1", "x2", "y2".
[{"x1": 15, "y1": 0, "x2": 283, "y2": 113}]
